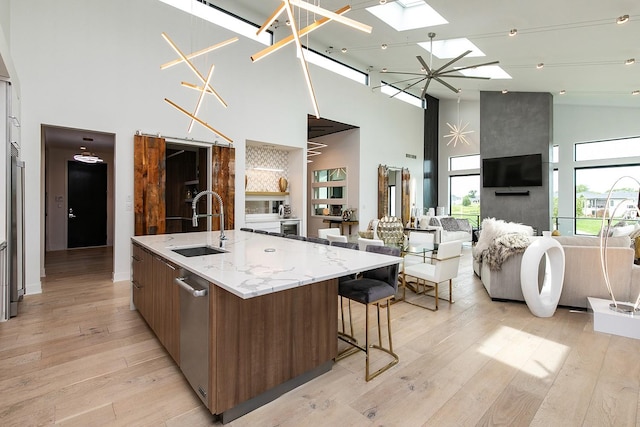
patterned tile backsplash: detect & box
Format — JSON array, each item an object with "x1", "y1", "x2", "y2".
[{"x1": 246, "y1": 146, "x2": 289, "y2": 192}]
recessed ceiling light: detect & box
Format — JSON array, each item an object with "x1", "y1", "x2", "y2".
[
  {"x1": 381, "y1": 43, "x2": 388, "y2": 50},
  {"x1": 616, "y1": 14, "x2": 630, "y2": 24},
  {"x1": 379, "y1": 0, "x2": 387, "y2": 4},
  {"x1": 80, "y1": 146, "x2": 87, "y2": 150},
  {"x1": 509, "y1": 28, "x2": 517, "y2": 36},
  {"x1": 536, "y1": 63, "x2": 544, "y2": 69},
  {"x1": 502, "y1": 89, "x2": 509, "y2": 94},
  {"x1": 559, "y1": 90, "x2": 566, "y2": 95},
  {"x1": 633, "y1": 90, "x2": 640, "y2": 95},
  {"x1": 381, "y1": 67, "x2": 388, "y2": 72},
  {"x1": 625, "y1": 58, "x2": 635, "y2": 65},
  {"x1": 341, "y1": 47, "x2": 347, "y2": 53}
]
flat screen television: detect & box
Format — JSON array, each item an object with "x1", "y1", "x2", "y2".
[{"x1": 482, "y1": 153, "x2": 543, "y2": 187}]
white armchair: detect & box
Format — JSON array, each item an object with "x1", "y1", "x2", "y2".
[{"x1": 402, "y1": 241, "x2": 462, "y2": 310}]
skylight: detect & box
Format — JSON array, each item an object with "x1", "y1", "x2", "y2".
[
  {"x1": 158, "y1": 0, "x2": 271, "y2": 46},
  {"x1": 366, "y1": 1, "x2": 448, "y2": 32},
  {"x1": 418, "y1": 38, "x2": 485, "y2": 59},
  {"x1": 456, "y1": 65, "x2": 512, "y2": 79},
  {"x1": 381, "y1": 84, "x2": 424, "y2": 108},
  {"x1": 397, "y1": 0, "x2": 425, "y2": 7}
]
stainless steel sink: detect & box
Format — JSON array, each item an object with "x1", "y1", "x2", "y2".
[{"x1": 171, "y1": 246, "x2": 227, "y2": 257}]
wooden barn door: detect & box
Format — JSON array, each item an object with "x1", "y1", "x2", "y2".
[{"x1": 134, "y1": 135, "x2": 166, "y2": 235}]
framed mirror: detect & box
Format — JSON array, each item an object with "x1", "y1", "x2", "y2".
[{"x1": 377, "y1": 165, "x2": 410, "y2": 225}]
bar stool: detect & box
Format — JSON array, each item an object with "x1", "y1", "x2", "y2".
[
  {"x1": 268, "y1": 232, "x2": 285, "y2": 237},
  {"x1": 337, "y1": 245, "x2": 400, "y2": 381},
  {"x1": 254, "y1": 229, "x2": 269, "y2": 234},
  {"x1": 286, "y1": 234, "x2": 307, "y2": 241},
  {"x1": 331, "y1": 241, "x2": 358, "y2": 250},
  {"x1": 307, "y1": 236, "x2": 330, "y2": 245},
  {"x1": 239, "y1": 227, "x2": 253, "y2": 232}
]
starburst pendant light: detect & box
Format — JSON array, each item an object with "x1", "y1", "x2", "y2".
[
  {"x1": 379, "y1": 33, "x2": 499, "y2": 99},
  {"x1": 444, "y1": 97, "x2": 474, "y2": 147},
  {"x1": 252, "y1": 0, "x2": 372, "y2": 118}
]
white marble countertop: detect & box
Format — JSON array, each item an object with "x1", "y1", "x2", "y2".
[{"x1": 131, "y1": 230, "x2": 400, "y2": 299}]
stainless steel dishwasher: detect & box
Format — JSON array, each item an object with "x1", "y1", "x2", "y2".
[{"x1": 175, "y1": 272, "x2": 210, "y2": 408}]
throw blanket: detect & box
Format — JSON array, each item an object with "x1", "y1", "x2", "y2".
[{"x1": 482, "y1": 233, "x2": 531, "y2": 271}]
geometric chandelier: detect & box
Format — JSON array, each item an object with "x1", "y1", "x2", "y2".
[
  {"x1": 252, "y1": 0, "x2": 372, "y2": 118},
  {"x1": 160, "y1": 32, "x2": 237, "y2": 143}
]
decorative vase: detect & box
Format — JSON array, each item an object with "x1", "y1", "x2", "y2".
[
  {"x1": 520, "y1": 235, "x2": 565, "y2": 317},
  {"x1": 278, "y1": 177, "x2": 288, "y2": 192}
]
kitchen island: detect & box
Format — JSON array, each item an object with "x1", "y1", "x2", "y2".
[{"x1": 131, "y1": 230, "x2": 400, "y2": 423}]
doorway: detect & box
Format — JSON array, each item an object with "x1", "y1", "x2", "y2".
[
  {"x1": 67, "y1": 161, "x2": 107, "y2": 248},
  {"x1": 43, "y1": 125, "x2": 115, "y2": 279}
]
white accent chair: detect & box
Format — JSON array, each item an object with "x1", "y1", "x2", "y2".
[
  {"x1": 401, "y1": 231, "x2": 435, "y2": 274},
  {"x1": 318, "y1": 228, "x2": 341, "y2": 239},
  {"x1": 357, "y1": 237, "x2": 384, "y2": 251},
  {"x1": 402, "y1": 240, "x2": 462, "y2": 310},
  {"x1": 327, "y1": 234, "x2": 348, "y2": 244}
]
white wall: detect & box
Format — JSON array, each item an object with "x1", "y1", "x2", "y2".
[{"x1": 4, "y1": 0, "x2": 424, "y2": 290}]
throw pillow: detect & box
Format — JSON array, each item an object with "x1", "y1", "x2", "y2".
[
  {"x1": 456, "y1": 218, "x2": 472, "y2": 233},
  {"x1": 440, "y1": 217, "x2": 460, "y2": 231},
  {"x1": 611, "y1": 224, "x2": 636, "y2": 237}
]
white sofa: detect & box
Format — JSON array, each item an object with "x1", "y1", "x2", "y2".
[
  {"x1": 474, "y1": 225, "x2": 640, "y2": 309},
  {"x1": 421, "y1": 216, "x2": 472, "y2": 244}
]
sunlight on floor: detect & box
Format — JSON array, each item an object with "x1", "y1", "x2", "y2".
[{"x1": 478, "y1": 325, "x2": 570, "y2": 379}]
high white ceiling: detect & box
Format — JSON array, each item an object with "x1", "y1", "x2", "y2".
[{"x1": 208, "y1": 0, "x2": 640, "y2": 107}]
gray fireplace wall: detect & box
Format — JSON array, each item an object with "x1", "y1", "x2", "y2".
[{"x1": 480, "y1": 91, "x2": 553, "y2": 234}]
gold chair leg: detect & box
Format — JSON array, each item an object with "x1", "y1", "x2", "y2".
[
  {"x1": 366, "y1": 298, "x2": 399, "y2": 382},
  {"x1": 434, "y1": 282, "x2": 438, "y2": 310}
]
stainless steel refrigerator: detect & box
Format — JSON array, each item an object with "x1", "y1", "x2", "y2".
[{"x1": 3, "y1": 81, "x2": 24, "y2": 319}]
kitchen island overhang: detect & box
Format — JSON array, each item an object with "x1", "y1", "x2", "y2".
[{"x1": 131, "y1": 230, "x2": 401, "y2": 423}]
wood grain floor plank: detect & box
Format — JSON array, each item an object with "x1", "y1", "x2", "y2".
[{"x1": 1, "y1": 245, "x2": 639, "y2": 426}]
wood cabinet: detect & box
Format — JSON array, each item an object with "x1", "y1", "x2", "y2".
[
  {"x1": 131, "y1": 243, "x2": 153, "y2": 324},
  {"x1": 131, "y1": 241, "x2": 338, "y2": 421},
  {"x1": 151, "y1": 255, "x2": 180, "y2": 363},
  {"x1": 131, "y1": 243, "x2": 180, "y2": 363}
]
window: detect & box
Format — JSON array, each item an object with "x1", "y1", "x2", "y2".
[
  {"x1": 381, "y1": 83, "x2": 425, "y2": 108},
  {"x1": 303, "y1": 48, "x2": 368, "y2": 85},
  {"x1": 449, "y1": 174, "x2": 480, "y2": 227},
  {"x1": 450, "y1": 154, "x2": 480, "y2": 171},
  {"x1": 575, "y1": 136, "x2": 640, "y2": 161},
  {"x1": 311, "y1": 167, "x2": 347, "y2": 217},
  {"x1": 574, "y1": 165, "x2": 640, "y2": 235}
]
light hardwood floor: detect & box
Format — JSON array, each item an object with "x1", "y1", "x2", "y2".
[{"x1": 1, "y1": 245, "x2": 639, "y2": 426}]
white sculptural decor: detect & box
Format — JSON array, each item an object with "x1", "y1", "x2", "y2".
[
  {"x1": 599, "y1": 176, "x2": 640, "y2": 313},
  {"x1": 520, "y1": 232, "x2": 566, "y2": 317}
]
